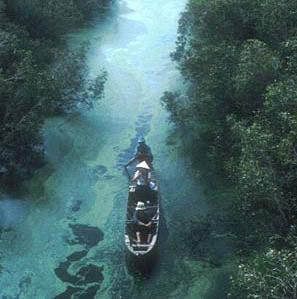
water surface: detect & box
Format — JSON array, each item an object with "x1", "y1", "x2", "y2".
[{"x1": 0, "y1": 0, "x2": 233, "y2": 298}]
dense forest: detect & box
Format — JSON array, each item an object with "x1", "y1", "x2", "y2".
[
  {"x1": 0, "y1": 0, "x2": 111, "y2": 184},
  {"x1": 162, "y1": 0, "x2": 297, "y2": 297}
]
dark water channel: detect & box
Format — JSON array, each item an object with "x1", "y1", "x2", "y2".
[{"x1": 0, "y1": 0, "x2": 235, "y2": 298}]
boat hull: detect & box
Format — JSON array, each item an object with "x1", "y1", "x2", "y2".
[{"x1": 124, "y1": 181, "x2": 160, "y2": 260}]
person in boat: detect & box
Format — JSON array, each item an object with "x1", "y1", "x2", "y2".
[
  {"x1": 125, "y1": 137, "x2": 153, "y2": 168},
  {"x1": 132, "y1": 161, "x2": 152, "y2": 202},
  {"x1": 133, "y1": 201, "x2": 153, "y2": 244},
  {"x1": 132, "y1": 160, "x2": 151, "y2": 185}
]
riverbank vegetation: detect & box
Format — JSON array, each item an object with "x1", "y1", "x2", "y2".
[
  {"x1": 162, "y1": 0, "x2": 297, "y2": 296},
  {"x1": 0, "y1": 0, "x2": 110, "y2": 183},
  {"x1": 6, "y1": 0, "x2": 112, "y2": 39}
]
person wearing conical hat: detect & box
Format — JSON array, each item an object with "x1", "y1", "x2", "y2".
[
  {"x1": 136, "y1": 161, "x2": 151, "y2": 170},
  {"x1": 131, "y1": 160, "x2": 152, "y2": 206},
  {"x1": 124, "y1": 136, "x2": 154, "y2": 168},
  {"x1": 132, "y1": 160, "x2": 151, "y2": 186}
]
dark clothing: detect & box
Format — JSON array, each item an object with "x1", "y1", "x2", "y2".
[
  {"x1": 135, "y1": 143, "x2": 153, "y2": 163},
  {"x1": 125, "y1": 142, "x2": 154, "y2": 168},
  {"x1": 133, "y1": 209, "x2": 151, "y2": 224},
  {"x1": 133, "y1": 209, "x2": 152, "y2": 234},
  {"x1": 135, "y1": 185, "x2": 151, "y2": 202}
]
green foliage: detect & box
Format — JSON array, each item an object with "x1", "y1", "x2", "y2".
[
  {"x1": 255, "y1": 0, "x2": 297, "y2": 46},
  {"x1": 5, "y1": 0, "x2": 112, "y2": 38},
  {"x1": 230, "y1": 120, "x2": 287, "y2": 224},
  {"x1": 281, "y1": 38, "x2": 297, "y2": 75},
  {"x1": 165, "y1": 0, "x2": 297, "y2": 221},
  {"x1": 230, "y1": 230, "x2": 297, "y2": 298},
  {"x1": 233, "y1": 39, "x2": 280, "y2": 114},
  {"x1": 165, "y1": 0, "x2": 297, "y2": 296},
  {"x1": 0, "y1": 0, "x2": 107, "y2": 181}
]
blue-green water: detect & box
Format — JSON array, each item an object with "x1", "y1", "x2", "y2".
[{"x1": 0, "y1": 0, "x2": 234, "y2": 298}]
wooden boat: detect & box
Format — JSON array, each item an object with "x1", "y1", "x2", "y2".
[{"x1": 125, "y1": 178, "x2": 160, "y2": 258}]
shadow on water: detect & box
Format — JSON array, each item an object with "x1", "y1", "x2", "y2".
[{"x1": 126, "y1": 249, "x2": 160, "y2": 278}]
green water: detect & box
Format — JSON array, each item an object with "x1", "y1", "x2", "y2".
[{"x1": 0, "y1": 0, "x2": 234, "y2": 298}]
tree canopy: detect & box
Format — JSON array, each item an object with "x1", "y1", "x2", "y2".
[
  {"x1": 0, "y1": 0, "x2": 109, "y2": 182},
  {"x1": 163, "y1": 0, "x2": 297, "y2": 296}
]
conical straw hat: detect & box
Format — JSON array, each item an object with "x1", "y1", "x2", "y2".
[{"x1": 136, "y1": 161, "x2": 150, "y2": 170}]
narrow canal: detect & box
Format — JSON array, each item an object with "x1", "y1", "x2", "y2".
[{"x1": 0, "y1": 0, "x2": 234, "y2": 298}]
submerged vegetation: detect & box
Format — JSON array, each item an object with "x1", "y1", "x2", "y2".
[
  {"x1": 0, "y1": 0, "x2": 110, "y2": 183},
  {"x1": 163, "y1": 0, "x2": 297, "y2": 296}
]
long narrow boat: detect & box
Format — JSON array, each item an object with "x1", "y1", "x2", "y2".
[{"x1": 124, "y1": 176, "x2": 160, "y2": 258}]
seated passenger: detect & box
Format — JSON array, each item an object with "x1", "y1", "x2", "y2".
[
  {"x1": 132, "y1": 161, "x2": 152, "y2": 203},
  {"x1": 133, "y1": 201, "x2": 153, "y2": 244}
]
